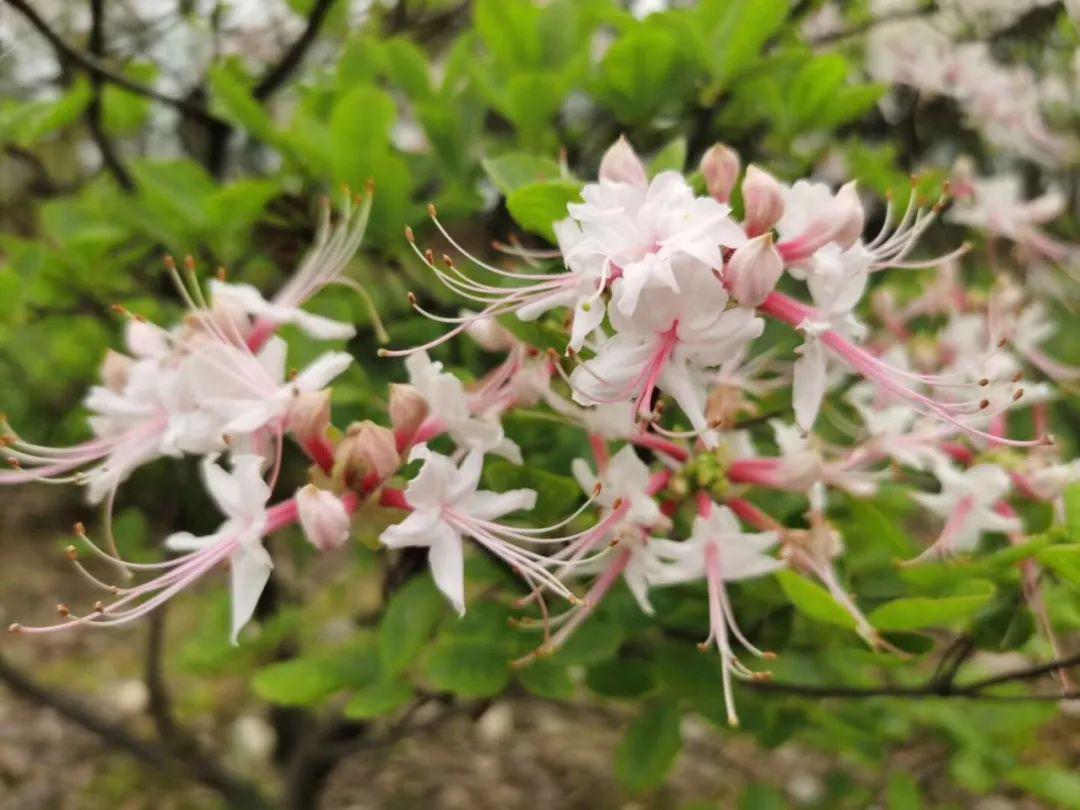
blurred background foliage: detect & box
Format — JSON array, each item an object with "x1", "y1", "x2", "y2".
[{"x1": 3, "y1": 1, "x2": 1080, "y2": 808}]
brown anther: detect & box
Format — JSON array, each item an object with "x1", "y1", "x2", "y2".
[
  {"x1": 1013, "y1": 389, "x2": 1024, "y2": 401},
  {"x1": 109, "y1": 303, "x2": 127, "y2": 315},
  {"x1": 377, "y1": 348, "x2": 389, "y2": 357},
  {"x1": 978, "y1": 378, "x2": 989, "y2": 387},
  {"x1": 184, "y1": 255, "x2": 196, "y2": 272},
  {"x1": 365, "y1": 178, "x2": 375, "y2": 194},
  {"x1": 56, "y1": 604, "x2": 69, "y2": 617},
  {"x1": 7, "y1": 457, "x2": 20, "y2": 469},
  {"x1": 1012, "y1": 371, "x2": 1023, "y2": 383},
  {"x1": 442, "y1": 254, "x2": 455, "y2": 268},
  {"x1": 427, "y1": 203, "x2": 438, "y2": 219},
  {"x1": 697, "y1": 642, "x2": 709, "y2": 651},
  {"x1": 978, "y1": 399, "x2": 990, "y2": 410},
  {"x1": 163, "y1": 255, "x2": 177, "y2": 270},
  {"x1": 109, "y1": 585, "x2": 119, "y2": 595},
  {"x1": 423, "y1": 248, "x2": 435, "y2": 265},
  {"x1": 8, "y1": 623, "x2": 21, "y2": 634},
  {"x1": 608, "y1": 538, "x2": 620, "y2": 547},
  {"x1": 997, "y1": 337, "x2": 1008, "y2": 348},
  {"x1": 592, "y1": 482, "x2": 603, "y2": 496},
  {"x1": 65, "y1": 545, "x2": 78, "y2": 560},
  {"x1": 762, "y1": 651, "x2": 777, "y2": 660},
  {"x1": 288, "y1": 368, "x2": 298, "y2": 381},
  {"x1": 74, "y1": 521, "x2": 86, "y2": 536},
  {"x1": 404, "y1": 226, "x2": 415, "y2": 243},
  {"x1": 93, "y1": 601, "x2": 105, "y2": 614},
  {"x1": 407, "y1": 291, "x2": 418, "y2": 305},
  {"x1": 612, "y1": 497, "x2": 624, "y2": 509}
]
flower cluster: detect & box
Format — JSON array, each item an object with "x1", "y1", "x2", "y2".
[
  {"x1": 3, "y1": 139, "x2": 1077, "y2": 724},
  {"x1": 865, "y1": 11, "x2": 1073, "y2": 164}
]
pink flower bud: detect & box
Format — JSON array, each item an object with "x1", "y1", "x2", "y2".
[
  {"x1": 296, "y1": 484, "x2": 351, "y2": 551},
  {"x1": 287, "y1": 389, "x2": 331, "y2": 445},
  {"x1": 699, "y1": 143, "x2": 740, "y2": 203},
  {"x1": 333, "y1": 421, "x2": 400, "y2": 488},
  {"x1": 724, "y1": 233, "x2": 784, "y2": 307},
  {"x1": 599, "y1": 135, "x2": 647, "y2": 188},
  {"x1": 742, "y1": 165, "x2": 786, "y2": 237},
  {"x1": 465, "y1": 315, "x2": 518, "y2": 353},
  {"x1": 389, "y1": 384, "x2": 429, "y2": 443},
  {"x1": 101, "y1": 350, "x2": 133, "y2": 393},
  {"x1": 832, "y1": 181, "x2": 864, "y2": 248}
]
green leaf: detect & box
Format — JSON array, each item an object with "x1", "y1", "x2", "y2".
[
  {"x1": 1008, "y1": 766, "x2": 1080, "y2": 807},
  {"x1": 869, "y1": 581, "x2": 996, "y2": 632},
  {"x1": 424, "y1": 639, "x2": 511, "y2": 698},
  {"x1": 700, "y1": 0, "x2": 790, "y2": 89},
  {"x1": 1038, "y1": 545, "x2": 1080, "y2": 588},
  {"x1": 615, "y1": 702, "x2": 682, "y2": 793},
  {"x1": 482, "y1": 153, "x2": 563, "y2": 197},
  {"x1": 517, "y1": 659, "x2": 575, "y2": 700},
  {"x1": 382, "y1": 38, "x2": 433, "y2": 100},
  {"x1": 500, "y1": 72, "x2": 566, "y2": 145},
  {"x1": 0, "y1": 78, "x2": 93, "y2": 146},
  {"x1": 379, "y1": 575, "x2": 447, "y2": 676},
  {"x1": 586, "y1": 658, "x2": 656, "y2": 699},
  {"x1": 209, "y1": 63, "x2": 273, "y2": 139},
  {"x1": 785, "y1": 54, "x2": 849, "y2": 133},
  {"x1": 649, "y1": 136, "x2": 688, "y2": 175},
  {"x1": 344, "y1": 679, "x2": 415, "y2": 719},
  {"x1": 506, "y1": 180, "x2": 582, "y2": 241},
  {"x1": 887, "y1": 773, "x2": 923, "y2": 810},
  {"x1": 329, "y1": 84, "x2": 397, "y2": 167},
  {"x1": 474, "y1": 0, "x2": 542, "y2": 72},
  {"x1": 596, "y1": 27, "x2": 685, "y2": 122},
  {"x1": 1065, "y1": 483, "x2": 1080, "y2": 541},
  {"x1": 776, "y1": 569, "x2": 857, "y2": 630},
  {"x1": 252, "y1": 659, "x2": 345, "y2": 707}
]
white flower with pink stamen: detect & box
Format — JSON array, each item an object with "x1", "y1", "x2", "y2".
[
  {"x1": 403, "y1": 352, "x2": 521, "y2": 462},
  {"x1": 568, "y1": 265, "x2": 763, "y2": 446},
  {"x1": 651, "y1": 500, "x2": 783, "y2": 726},
  {"x1": 379, "y1": 446, "x2": 583, "y2": 614},
  {"x1": 912, "y1": 463, "x2": 1021, "y2": 560}
]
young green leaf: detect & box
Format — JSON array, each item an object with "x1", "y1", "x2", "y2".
[{"x1": 615, "y1": 701, "x2": 683, "y2": 793}]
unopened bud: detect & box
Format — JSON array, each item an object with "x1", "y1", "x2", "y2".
[
  {"x1": 287, "y1": 390, "x2": 331, "y2": 445},
  {"x1": 832, "y1": 181, "x2": 864, "y2": 248},
  {"x1": 101, "y1": 350, "x2": 133, "y2": 393},
  {"x1": 334, "y1": 421, "x2": 400, "y2": 487},
  {"x1": 725, "y1": 233, "x2": 784, "y2": 307},
  {"x1": 699, "y1": 143, "x2": 740, "y2": 204},
  {"x1": 296, "y1": 484, "x2": 351, "y2": 551},
  {"x1": 599, "y1": 135, "x2": 647, "y2": 188},
  {"x1": 464, "y1": 314, "x2": 518, "y2": 353},
  {"x1": 388, "y1": 383, "x2": 429, "y2": 442},
  {"x1": 742, "y1": 165, "x2": 785, "y2": 236}
]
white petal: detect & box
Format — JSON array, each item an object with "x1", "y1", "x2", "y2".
[
  {"x1": 793, "y1": 337, "x2": 827, "y2": 432},
  {"x1": 428, "y1": 526, "x2": 466, "y2": 616},
  {"x1": 229, "y1": 543, "x2": 273, "y2": 644},
  {"x1": 294, "y1": 352, "x2": 353, "y2": 392},
  {"x1": 464, "y1": 489, "x2": 537, "y2": 521}
]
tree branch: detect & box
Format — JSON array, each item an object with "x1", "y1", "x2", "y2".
[
  {"x1": 0, "y1": 649, "x2": 271, "y2": 808},
  {"x1": 86, "y1": 0, "x2": 135, "y2": 191},
  {"x1": 3, "y1": 0, "x2": 228, "y2": 129},
  {"x1": 252, "y1": 0, "x2": 337, "y2": 101}
]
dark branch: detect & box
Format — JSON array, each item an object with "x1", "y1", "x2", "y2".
[
  {"x1": 253, "y1": 0, "x2": 337, "y2": 101},
  {"x1": 86, "y1": 0, "x2": 135, "y2": 191},
  {"x1": 0, "y1": 649, "x2": 271, "y2": 808},
  {"x1": 3, "y1": 0, "x2": 228, "y2": 129}
]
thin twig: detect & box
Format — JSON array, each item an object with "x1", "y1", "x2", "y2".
[
  {"x1": 86, "y1": 0, "x2": 135, "y2": 191},
  {"x1": 3, "y1": 0, "x2": 228, "y2": 129},
  {"x1": 0, "y1": 650, "x2": 271, "y2": 808},
  {"x1": 807, "y1": 4, "x2": 940, "y2": 46},
  {"x1": 253, "y1": 0, "x2": 337, "y2": 101}
]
